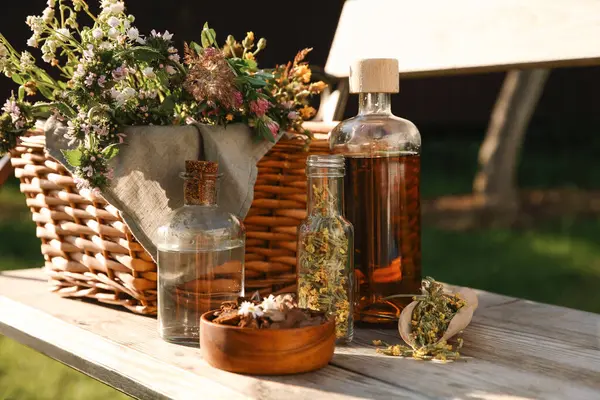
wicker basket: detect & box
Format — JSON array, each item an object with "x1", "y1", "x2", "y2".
[{"x1": 9, "y1": 123, "x2": 333, "y2": 315}]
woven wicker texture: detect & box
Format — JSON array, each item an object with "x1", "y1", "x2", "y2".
[{"x1": 10, "y1": 128, "x2": 331, "y2": 315}]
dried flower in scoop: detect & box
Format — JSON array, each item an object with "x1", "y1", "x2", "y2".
[{"x1": 374, "y1": 277, "x2": 476, "y2": 362}]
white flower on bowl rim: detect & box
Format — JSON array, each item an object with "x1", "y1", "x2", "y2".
[
  {"x1": 260, "y1": 294, "x2": 278, "y2": 312},
  {"x1": 238, "y1": 301, "x2": 264, "y2": 319}
]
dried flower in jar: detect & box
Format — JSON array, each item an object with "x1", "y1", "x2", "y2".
[{"x1": 298, "y1": 183, "x2": 353, "y2": 341}]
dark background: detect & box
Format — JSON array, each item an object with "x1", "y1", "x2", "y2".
[{"x1": 2, "y1": 0, "x2": 599, "y2": 135}]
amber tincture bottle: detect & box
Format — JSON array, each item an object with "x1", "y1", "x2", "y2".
[{"x1": 330, "y1": 58, "x2": 421, "y2": 324}]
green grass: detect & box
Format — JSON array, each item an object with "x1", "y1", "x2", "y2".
[
  {"x1": 1, "y1": 128, "x2": 599, "y2": 397},
  {"x1": 0, "y1": 179, "x2": 130, "y2": 400}
]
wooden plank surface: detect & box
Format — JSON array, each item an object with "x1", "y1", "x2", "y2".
[
  {"x1": 325, "y1": 0, "x2": 600, "y2": 78},
  {"x1": 1, "y1": 269, "x2": 600, "y2": 399}
]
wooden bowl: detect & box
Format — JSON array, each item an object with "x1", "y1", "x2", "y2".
[{"x1": 200, "y1": 311, "x2": 336, "y2": 375}]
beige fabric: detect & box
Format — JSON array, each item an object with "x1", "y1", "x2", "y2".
[{"x1": 44, "y1": 117, "x2": 277, "y2": 262}]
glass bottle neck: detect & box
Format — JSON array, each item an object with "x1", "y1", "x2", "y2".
[
  {"x1": 184, "y1": 177, "x2": 217, "y2": 206},
  {"x1": 307, "y1": 175, "x2": 344, "y2": 216},
  {"x1": 358, "y1": 93, "x2": 392, "y2": 115}
]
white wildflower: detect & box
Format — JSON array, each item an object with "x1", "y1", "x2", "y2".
[
  {"x1": 3, "y1": 99, "x2": 21, "y2": 123},
  {"x1": 238, "y1": 301, "x2": 264, "y2": 319},
  {"x1": 20, "y1": 52, "x2": 35, "y2": 70},
  {"x1": 109, "y1": 2, "x2": 125, "y2": 14},
  {"x1": 97, "y1": 75, "x2": 107, "y2": 88},
  {"x1": 110, "y1": 87, "x2": 120, "y2": 99},
  {"x1": 73, "y1": 64, "x2": 86, "y2": 79},
  {"x1": 146, "y1": 89, "x2": 157, "y2": 99},
  {"x1": 100, "y1": 0, "x2": 114, "y2": 9},
  {"x1": 42, "y1": 7, "x2": 55, "y2": 23},
  {"x1": 26, "y1": 16, "x2": 44, "y2": 35},
  {"x1": 168, "y1": 53, "x2": 180, "y2": 63},
  {"x1": 92, "y1": 28, "x2": 103, "y2": 39},
  {"x1": 84, "y1": 72, "x2": 96, "y2": 87},
  {"x1": 142, "y1": 66, "x2": 155, "y2": 79},
  {"x1": 107, "y1": 28, "x2": 119, "y2": 38},
  {"x1": 83, "y1": 44, "x2": 95, "y2": 60},
  {"x1": 165, "y1": 65, "x2": 177, "y2": 75},
  {"x1": 42, "y1": 52, "x2": 54, "y2": 63},
  {"x1": 115, "y1": 87, "x2": 136, "y2": 106},
  {"x1": 55, "y1": 28, "x2": 71, "y2": 41},
  {"x1": 126, "y1": 27, "x2": 139, "y2": 41},
  {"x1": 27, "y1": 35, "x2": 39, "y2": 48},
  {"x1": 99, "y1": 41, "x2": 113, "y2": 50},
  {"x1": 260, "y1": 295, "x2": 279, "y2": 312},
  {"x1": 150, "y1": 29, "x2": 159, "y2": 37},
  {"x1": 162, "y1": 31, "x2": 173, "y2": 41},
  {"x1": 96, "y1": 125, "x2": 108, "y2": 136},
  {"x1": 47, "y1": 0, "x2": 56, "y2": 6},
  {"x1": 107, "y1": 16, "x2": 120, "y2": 28},
  {"x1": 123, "y1": 19, "x2": 131, "y2": 29}
]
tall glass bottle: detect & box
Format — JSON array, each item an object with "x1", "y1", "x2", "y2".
[
  {"x1": 156, "y1": 160, "x2": 245, "y2": 345},
  {"x1": 297, "y1": 155, "x2": 354, "y2": 343},
  {"x1": 330, "y1": 58, "x2": 422, "y2": 324}
]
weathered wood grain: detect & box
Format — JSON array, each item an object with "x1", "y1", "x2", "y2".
[
  {"x1": 1, "y1": 269, "x2": 599, "y2": 399},
  {"x1": 326, "y1": 0, "x2": 600, "y2": 78},
  {"x1": 0, "y1": 269, "x2": 421, "y2": 400}
]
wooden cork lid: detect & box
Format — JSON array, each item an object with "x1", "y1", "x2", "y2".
[{"x1": 349, "y1": 58, "x2": 399, "y2": 94}]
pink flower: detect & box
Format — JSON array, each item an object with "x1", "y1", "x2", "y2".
[
  {"x1": 204, "y1": 47, "x2": 217, "y2": 57},
  {"x1": 249, "y1": 98, "x2": 271, "y2": 117},
  {"x1": 116, "y1": 133, "x2": 126, "y2": 143},
  {"x1": 267, "y1": 120, "x2": 279, "y2": 138},
  {"x1": 287, "y1": 111, "x2": 299, "y2": 120},
  {"x1": 233, "y1": 91, "x2": 243, "y2": 108}
]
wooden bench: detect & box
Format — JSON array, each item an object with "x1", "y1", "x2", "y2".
[
  {"x1": 319, "y1": 0, "x2": 600, "y2": 208},
  {"x1": 1, "y1": 268, "x2": 599, "y2": 399}
]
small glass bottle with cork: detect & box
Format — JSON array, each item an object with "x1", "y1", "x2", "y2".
[
  {"x1": 330, "y1": 58, "x2": 422, "y2": 324},
  {"x1": 156, "y1": 160, "x2": 245, "y2": 345}
]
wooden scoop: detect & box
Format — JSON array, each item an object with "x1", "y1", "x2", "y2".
[{"x1": 398, "y1": 287, "x2": 479, "y2": 348}]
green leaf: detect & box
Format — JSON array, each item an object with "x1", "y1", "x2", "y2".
[
  {"x1": 190, "y1": 41, "x2": 203, "y2": 55},
  {"x1": 245, "y1": 76, "x2": 268, "y2": 87},
  {"x1": 201, "y1": 24, "x2": 217, "y2": 48},
  {"x1": 61, "y1": 149, "x2": 82, "y2": 167},
  {"x1": 30, "y1": 103, "x2": 54, "y2": 118},
  {"x1": 11, "y1": 74, "x2": 24, "y2": 85},
  {"x1": 52, "y1": 102, "x2": 76, "y2": 119},
  {"x1": 18, "y1": 86, "x2": 25, "y2": 102},
  {"x1": 161, "y1": 95, "x2": 175, "y2": 114},
  {"x1": 37, "y1": 85, "x2": 54, "y2": 100},
  {"x1": 245, "y1": 59, "x2": 258, "y2": 71},
  {"x1": 101, "y1": 144, "x2": 120, "y2": 160},
  {"x1": 116, "y1": 46, "x2": 164, "y2": 63}
]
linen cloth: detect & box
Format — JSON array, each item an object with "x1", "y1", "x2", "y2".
[{"x1": 44, "y1": 117, "x2": 279, "y2": 261}]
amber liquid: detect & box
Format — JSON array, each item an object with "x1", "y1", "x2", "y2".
[{"x1": 344, "y1": 153, "x2": 421, "y2": 324}]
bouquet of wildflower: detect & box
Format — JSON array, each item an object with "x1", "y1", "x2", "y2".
[
  {"x1": 183, "y1": 25, "x2": 326, "y2": 142},
  {"x1": 0, "y1": 1, "x2": 326, "y2": 191},
  {"x1": 0, "y1": 0, "x2": 188, "y2": 188}
]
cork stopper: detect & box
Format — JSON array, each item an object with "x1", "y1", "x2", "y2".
[
  {"x1": 183, "y1": 160, "x2": 219, "y2": 205},
  {"x1": 349, "y1": 58, "x2": 399, "y2": 94}
]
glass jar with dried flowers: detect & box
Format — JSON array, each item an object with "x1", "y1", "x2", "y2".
[{"x1": 297, "y1": 155, "x2": 354, "y2": 343}]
